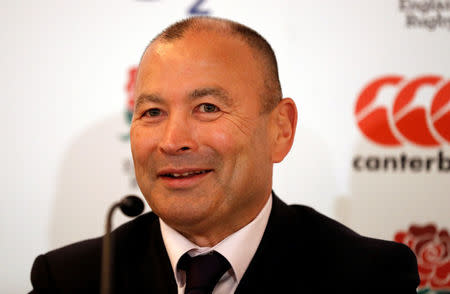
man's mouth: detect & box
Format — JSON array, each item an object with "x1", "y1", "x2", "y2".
[{"x1": 159, "y1": 169, "x2": 212, "y2": 179}]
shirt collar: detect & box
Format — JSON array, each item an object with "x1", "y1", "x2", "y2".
[{"x1": 160, "y1": 194, "x2": 272, "y2": 287}]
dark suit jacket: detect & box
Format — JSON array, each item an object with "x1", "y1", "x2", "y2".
[{"x1": 30, "y1": 194, "x2": 419, "y2": 293}]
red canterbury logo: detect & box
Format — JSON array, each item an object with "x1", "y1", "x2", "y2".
[{"x1": 355, "y1": 75, "x2": 450, "y2": 147}]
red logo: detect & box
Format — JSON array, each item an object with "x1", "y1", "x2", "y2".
[
  {"x1": 355, "y1": 75, "x2": 450, "y2": 147},
  {"x1": 395, "y1": 224, "x2": 450, "y2": 291},
  {"x1": 120, "y1": 66, "x2": 138, "y2": 141},
  {"x1": 126, "y1": 66, "x2": 138, "y2": 115}
]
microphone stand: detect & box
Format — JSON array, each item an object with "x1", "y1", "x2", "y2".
[
  {"x1": 101, "y1": 201, "x2": 121, "y2": 294},
  {"x1": 101, "y1": 195, "x2": 144, "y2": 294}
]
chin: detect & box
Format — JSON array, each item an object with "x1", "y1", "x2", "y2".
[{"x1": 162, "y1": 209, "x2": 212, "y2": 231}]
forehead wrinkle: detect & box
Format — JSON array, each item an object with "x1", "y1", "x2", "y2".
[{"x1": 189, "y1": 87, "x2": 232, "y2": 106}]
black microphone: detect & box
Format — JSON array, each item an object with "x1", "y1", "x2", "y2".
[
  {"x1": 101, "y1": 195, "x2": 145, "y2": 294},
  {"x1": 119, "y1": 195, "x2": 145, "y2": 217}
]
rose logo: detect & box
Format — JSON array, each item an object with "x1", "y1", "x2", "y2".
[
  {"x1": 120, "y1": 66, "x2": 138, "y2": 141},
  {"x1": 395, "y1": 224, "x2": 450, "y2": 293},
  {"x1": 125, "y1": 66, "x2": 138, "y2": 124}
]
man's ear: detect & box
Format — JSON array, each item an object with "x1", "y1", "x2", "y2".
[{"x1": 269, "y1": 98, "x2": 298, "y2": 163}]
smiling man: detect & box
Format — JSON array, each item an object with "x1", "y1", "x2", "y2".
[
  {"x1": 30, "y1": 17, "x2": 419, "y2": 293},
  {"x1": 130, "y1": 19, "x2": 294, "y2": 249}
]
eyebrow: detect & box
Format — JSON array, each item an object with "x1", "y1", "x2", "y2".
[
  {"x1": 189, "y1": 87, "x2": 231, "y2": 106},
  {"x1": 134, "y1": 94, "x2": 163, "y2": 111},
  {"x1": 134, "y1": 87, "x2": 232, "y2": 111}
]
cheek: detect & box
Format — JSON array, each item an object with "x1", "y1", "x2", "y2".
[
  {"x1": 196, "y1": 123, "x2": 244, "y2": 159},
  {"x1": 130, "y1": 126, "x2": 159, "y2": 166}
]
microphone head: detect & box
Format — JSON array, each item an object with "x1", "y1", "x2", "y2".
[{"x1": 120, "y1": 195, "x2": 145, "y2": 217}]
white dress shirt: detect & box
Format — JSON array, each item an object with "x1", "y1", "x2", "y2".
[{"x1": 160, "y1": 195, "x2": 272, "y2": 294}]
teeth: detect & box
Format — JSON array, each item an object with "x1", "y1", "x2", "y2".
[{"x1": 167, "y1": 170, "x2": 208, "y2": 178}]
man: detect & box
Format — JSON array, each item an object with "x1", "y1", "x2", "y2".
[{"x1": 30, "y1": 16, "x2": 419, "y2": 293}]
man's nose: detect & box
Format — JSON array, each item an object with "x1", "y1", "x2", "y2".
[{"x1": 159, "y1": 114, "x2": 197, "y2": 155}]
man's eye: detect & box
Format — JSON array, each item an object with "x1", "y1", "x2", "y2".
[
  {"x1": 199, "y1": 103, "x2": 219, "y2": 113},
  {"x1": 144, "y1": 108, "x2": 161, "y2": 117}
]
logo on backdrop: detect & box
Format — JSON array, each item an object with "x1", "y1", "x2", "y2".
[
  {"x1": 353, "y1": 75, "x2": 450, "y2": 172},
  {"x1": 187, "y1": 0, "x2": 210, "y2": 15},
  {"x1": 355, "y1": 75, "x2": 450, "y2": 147},
  {"x1": 122, "y1": 66, "x2": 139, "y2": 188},
  {"x1": 395, "y1": 224, "x2": 450, "y2": 293},
  {"x1": 125, "y1": 66, "x2": 138, "y2": 126},
  {"x1": 399, "y1": 0, "x2": 450, "y2": 31},
  {"x1": 120, "y1": 66, "x2": 138, "y2": 141},
  {"x1": 135, "y1": 0, "x2": 211, "y2": 15}
]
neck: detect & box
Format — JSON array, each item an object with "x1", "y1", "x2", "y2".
[{"x1": 174, "y1": 193, "x2": 271, "y2": 247}]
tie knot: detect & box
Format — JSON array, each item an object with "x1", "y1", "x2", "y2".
[{"x1": 179, "y1": 251, "x2": 231, "y2": 294}]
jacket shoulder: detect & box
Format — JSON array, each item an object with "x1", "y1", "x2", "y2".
[
  {"x1": 287, "y1": 204, "x2": 420, "y2": 291},
  {"x1": 30, "y1": 212, "x2": 159, "y2": 293}
]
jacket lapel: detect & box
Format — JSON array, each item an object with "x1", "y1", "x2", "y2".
[
  {"x1": 139, "y1": 216, "x2": 177, "y2": 293},
  {"x1": 113, "y1": 213, "x2": 178, "y2": 294},
  {"x1": 235, "y1": 193, "x2": 313, "y2": 293}
]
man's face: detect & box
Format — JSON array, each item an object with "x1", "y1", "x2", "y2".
[{"x1": 130, "y1": 30, "x2": 276, "y2": 241}]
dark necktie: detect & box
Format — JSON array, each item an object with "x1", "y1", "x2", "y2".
[{"x1": 178, "y1": 251, "x2": 231, "y2": 294}]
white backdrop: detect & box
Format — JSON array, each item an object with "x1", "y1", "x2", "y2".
[{"x1": 1, "y1": 0, "x2": 449, "y2": 293}]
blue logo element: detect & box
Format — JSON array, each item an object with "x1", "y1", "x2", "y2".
[{"x1": 188, "y1": 0, "x2": 210, "y2": 15}]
